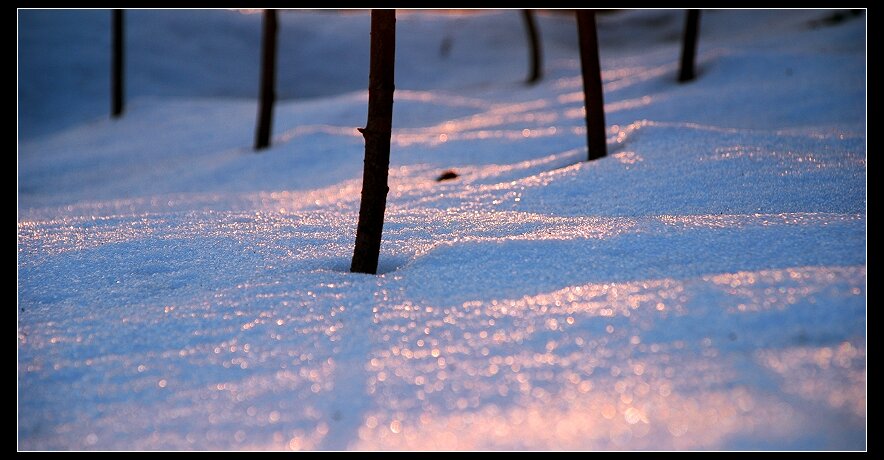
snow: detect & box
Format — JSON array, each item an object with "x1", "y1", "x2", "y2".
[{"x1": 18, "y1": 9, "x2": 866, "y2": 450}]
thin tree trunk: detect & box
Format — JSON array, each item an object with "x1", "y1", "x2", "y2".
[
  {"x1": 351, "y1": 10, "x2": 396, "y2": 275},
  {"x1": 254, "y1": 9, "x2": 278, "y2": 151},
  {"x1": 521, "y1": 10, "x2": 542, "y2": 85},
  {"x1": 111, "y1": 9, "x2": 124, "y2": 118},
  {"x1": 576, "y1": 10, "x2": 607, "y2": 161},
  {"x1": 678, "y1": 9, "x2": 701, "y2": 83}
]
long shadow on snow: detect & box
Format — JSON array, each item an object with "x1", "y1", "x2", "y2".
[{"x1": 394, "y1": 220, "x2": 865, "y2": 307}]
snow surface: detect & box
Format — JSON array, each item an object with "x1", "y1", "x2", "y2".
[{"x1": 18, "y1": 9, "x2": 866, "y2": 450}]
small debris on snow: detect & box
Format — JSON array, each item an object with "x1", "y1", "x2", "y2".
[{"x1": 435, "y1": 169, "x2": 459, "y2": 182}]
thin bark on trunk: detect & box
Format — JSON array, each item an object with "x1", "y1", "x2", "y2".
[
  {"x1": 678, "y1": 9, "x2": 701, "y2": 83},
  {"x1": 111, "y1": 9, "x2": 124, "y2": 118},
  {"x1": 254, "y1": 9, "x2": 278, "y2": 150},
  {"x1": 522, "y1": 10, "x2": 543, "y2": 85},
  {"x1": 351, "y1": 10, "x2": 396, "y2": 275},
  {"x1": 576, "y1": 10, "x2": 607, "y2": 161}
]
